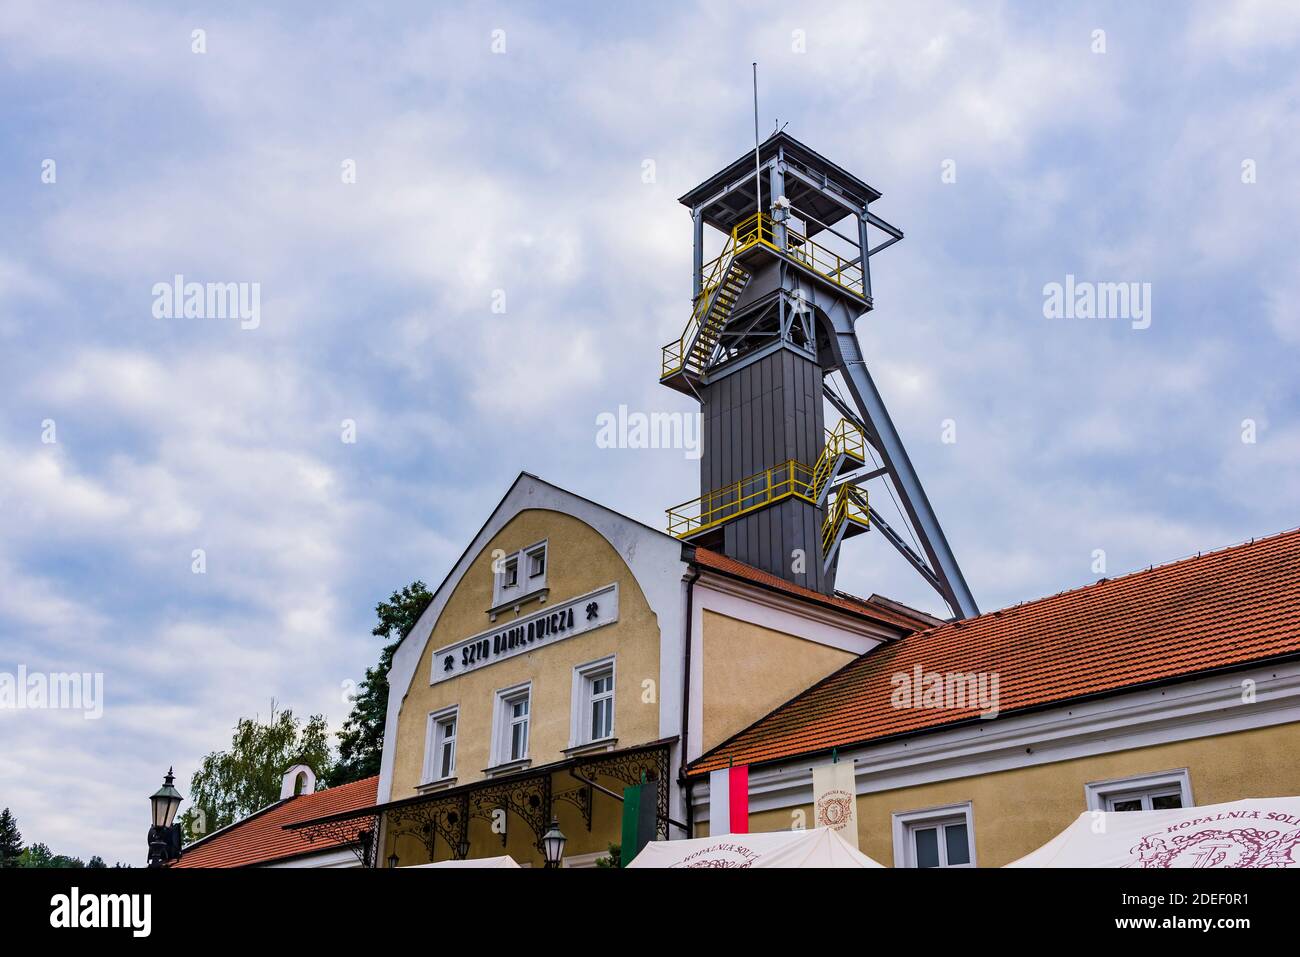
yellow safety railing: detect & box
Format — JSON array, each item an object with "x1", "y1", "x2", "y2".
[
  {"x1": 666, "y1": 459, "x2": 817, "y2": 539},
  {"x1": 661, "y1": 210, "x2": 867, "y2": 380},
  {"x1": 812, "y1": 420, "x2": 867, "y2": 499},
  {"x1": 821, "y1": 485, "x2": 870, "y2": 553},
  {"x1": 731, "y1": 212, "x2": 866, "y2": 299}
]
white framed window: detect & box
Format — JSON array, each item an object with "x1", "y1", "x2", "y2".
[
  {"x1": 571, "y1": 656, "x2": 616, "y2": 747},
  {"x1": 892, "y1": 802, "x2": 976, "y2": 868},
  {"x1": 492, "y1": 682, "x2": 532, "y2": 766},
  {"x1": 527, "y1": 544, "x2": 546, "y2": 579},
  {"x1": 492, "y1": 540, "x2": 547, "y2": 608},
  {"x1": 421, "y1": 706, "x2": 458, "y2": 783},
  {"x1": 1086, "y1": 769, "x2": 1192, "y2": 813}
]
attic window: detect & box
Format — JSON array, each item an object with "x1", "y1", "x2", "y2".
[{"x1": 491, "y1": 540, "x2": 548, "y2": 610}]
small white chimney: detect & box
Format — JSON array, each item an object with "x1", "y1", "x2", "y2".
[{"x1": 279, "y1": 764, "x2": 317, "y2": 799}]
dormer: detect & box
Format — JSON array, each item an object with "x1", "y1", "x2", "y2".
[{"x1": 279, "y1": 764, "x2": 317, "y2": 799}]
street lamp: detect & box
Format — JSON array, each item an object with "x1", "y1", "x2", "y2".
[
  {"x1": 147, "y1": 768, "x2": 184, "y2": 867},
  {"x1": 387, "y1": 852, "x2": 400, "y2": 869},
  {"x1": 457, "y1": 838, "x2": 470, "y2": 860},
  {"x1": 542, "y1": 820, "x2": 567, "y2": 869}
]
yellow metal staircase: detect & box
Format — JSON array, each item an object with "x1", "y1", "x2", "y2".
[
  {"x1": 662, "y1": 236, "x2": 751, "y2": 379},
  {"x1": 821, "y1": 483, "x2": 870, "y2": 561},
  {"x1": 662, "y1": 212, "x2": 869, "y2": 383},
  {"x1": 811, "y1": 420, "x2": 866, "y2": 505}
]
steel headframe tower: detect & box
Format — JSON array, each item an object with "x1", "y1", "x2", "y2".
[{"x1": 660, "y1": 132, "x2": 978, "y2": 620}]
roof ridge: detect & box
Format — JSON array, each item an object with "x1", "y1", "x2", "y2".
[
  {"x1": 938, "y1": 524, "x2": 1300, "y2": 632},
  {"x1": 691, "y1": 547, "x2": 922, "y2": 631},
  {"x1": 176, "y1": 774, "x2": 381, "y2": 864},
  {"x1": 687, "y1": 523, "x2": 1300, "y2": 776}
]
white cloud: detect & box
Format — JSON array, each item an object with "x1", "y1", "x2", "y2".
[{"x1": 0, "y1": 0, "x2": 1296, "y2": 867}]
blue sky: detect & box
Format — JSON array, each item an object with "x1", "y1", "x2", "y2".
[{"x1": 1, "y1": 1, "x2": 1297, "y2": 864}]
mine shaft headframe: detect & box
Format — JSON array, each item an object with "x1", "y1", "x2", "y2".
[
  {"x1": 677, "y1": 131, "x2": 904, "y2": 305},
  {"x1": 678, "y1": 132, "x2": 979, "y2": 621}
]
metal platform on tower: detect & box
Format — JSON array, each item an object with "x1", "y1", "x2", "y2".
[{"x1": 659, "y1": 131, "x2": 978, "y2": 620}]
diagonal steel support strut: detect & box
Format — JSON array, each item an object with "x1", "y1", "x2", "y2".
[{"x1": 823, "y1": 305, "x2": 979, "y2": 620}]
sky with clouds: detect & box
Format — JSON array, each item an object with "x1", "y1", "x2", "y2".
[{"x1": 1, "y1": 0, "x2": 1297, "y2": 865}]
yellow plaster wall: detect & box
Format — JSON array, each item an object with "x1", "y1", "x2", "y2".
[
  {"x1": 726, "y1": 722, "x2": 1300, "y2": 866},
  {"x1": 389, "y1": 509, "x2": 665, "y2": 800},
  {"x1": 700, "y1": 608, "x2": 856, "y2": 752}
]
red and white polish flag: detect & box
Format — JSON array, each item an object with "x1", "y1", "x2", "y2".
[{"x1": 709, "y1": 765, "x2": 749, "y2": 834}]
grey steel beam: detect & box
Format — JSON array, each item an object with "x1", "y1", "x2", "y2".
[
  {"x1": 869, "y1": 511, "x2": 947, "y2": 599},
  {"x1": 831, "y1": 465, "x2": 889, "y2": 489},
  {"x1": 863, "y1": 209, "x2": 904, "y2": 240},
  {"x1": 692, "y1": 209, "x2": 704, "y2": 301},
  {"x1": 857, "y1": 213, "x2": 874, "y2": 302},
  {"x1": 824, "y1": 384, "x2": 881, "y2": 447},
  {"x1": 780, "y1": 164, "x2": 863, "y2": 217},
  {"x1": 824, "y1": 304, "x2": 979, "y2": 619}
]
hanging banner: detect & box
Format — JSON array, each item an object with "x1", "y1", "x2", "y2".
[
  {"x1": 709, "y1": 765, "x2": 749, "y2": 834},
  {"x1": 813, "y1": 760, "x2": 859, "y2": 848},
  {"x1": 620, "y1": 779, "x2": 659, "y2": 868}
]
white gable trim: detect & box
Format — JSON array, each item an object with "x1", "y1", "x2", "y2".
[{"x1": 377, "y1": 473, "x2": 691, "y2": 804}]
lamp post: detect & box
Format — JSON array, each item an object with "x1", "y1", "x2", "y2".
[
  {"x1": 147, "y1": 768, "x2": 184, "y2": 867},
  {"x1": 541, "y1": 820, "x2": 567, "y2": 869}
]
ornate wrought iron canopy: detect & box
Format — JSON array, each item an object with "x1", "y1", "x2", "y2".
[{"x1": 287, "y1": 737, "x2": 676, "y2": 866}]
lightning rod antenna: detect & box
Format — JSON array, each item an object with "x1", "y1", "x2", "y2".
[{"x1": 753, "y1": 62, "x2": 762, "y2": 223}]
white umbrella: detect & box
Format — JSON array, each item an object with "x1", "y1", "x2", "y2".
[
  {"x1": 627, "y1": 827, "x2": 884, "y2": 868},
  {"x1": 1006, "y1": 796, "x2": 1300, "y2": 868},
  {"x1": 403, "y1": 855, "x2": 522, "y2": 869}
]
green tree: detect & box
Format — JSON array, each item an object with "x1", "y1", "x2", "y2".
[
  {"x1": 86, "y1": 855, "x2": 107, "y2": 868},
  {"x1": 595, "y1": 844, "x2": 621, "y2": 868},
  {"x1": 178, "y1": 703, "x2": 332, "y2": 843},
  {"x1": 17, "y1": 843, "x2": 84, "y2": 868},
  {"x1": 328, "y1": 581, "x2": 433, "y2": 786},
  {"x1": 0, "y1": 808, "x2": 23, "y2": 866}
]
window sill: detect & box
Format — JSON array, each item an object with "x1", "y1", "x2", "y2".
[
  {"x1": 483, "y1": 758, "x2": 532, "y2": 778},
  {"x1": 487, "y1": 587, "x2": 549, "y2": 621},
  {"x1": 415, "y1": 777, "x2": 457, "y2": 794},
  {"x1": 563, "y1": 737, "x2": 618, "y2": 757}
]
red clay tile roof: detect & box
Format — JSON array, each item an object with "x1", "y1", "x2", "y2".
[
  {"x1": 692, "y1": 547, "x2": 932, "y2": 632},
  {"x1": 173, "y1": 775, "x2": 378, "y2": 868},
  {"x1": 690, "y1": 527, "x2": 1300, "y2": 775}
]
